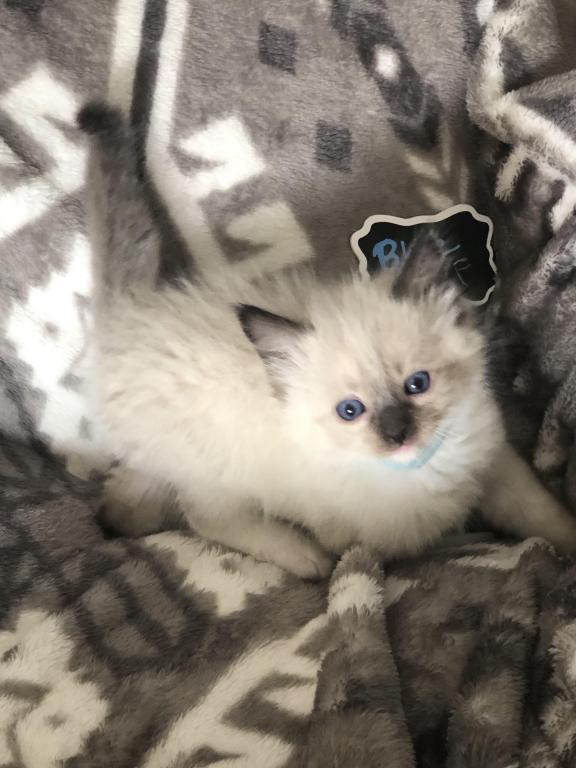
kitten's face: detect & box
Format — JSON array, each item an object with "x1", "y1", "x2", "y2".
[
  {"x1": 287, "y1": 283, "x2": 485, "y2": 463},
  {"x1": 239, "y1": 270, "x2": 487, "y2": 464}
]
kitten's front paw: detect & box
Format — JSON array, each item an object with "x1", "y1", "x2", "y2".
[
  {"x1": 271, "y1": 534, "x2": 334, "y2": 580},
  {"x1": 551, "y1": 528, "x2": 576, "y2": 557},
  {"x1": 534, "y1": 441, "x2": 566, "y2": 475},
  {"x1": 539, "y1": 512, "x2": 576, "y2": 556},
  {"x1": 102, "y1": 496, "x2": 159, "y2": 536}
]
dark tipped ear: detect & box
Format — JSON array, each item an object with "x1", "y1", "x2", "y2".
[
  {"x1": 391, "y1": 227, "x2": 478, "y2": 326},
  {"x1": 392, "y1": 227, "x2": 454, "y2": 301},
  {"x1": 236, "y1": 305, "x2": 310, "y2": 363}
]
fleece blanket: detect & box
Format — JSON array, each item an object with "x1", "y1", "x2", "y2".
[{"x1": 2, "y1": 0, "x2": 576, "y2": 765}]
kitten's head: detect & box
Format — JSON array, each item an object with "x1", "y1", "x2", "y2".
[{"x1": 238, "y1": 232, "x2": 489, "y2": 464}]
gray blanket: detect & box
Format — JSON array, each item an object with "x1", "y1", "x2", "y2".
[{"x1": 2, "y1": 0, "x2": 576, "y2": 765}]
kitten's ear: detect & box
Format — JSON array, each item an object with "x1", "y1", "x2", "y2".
[
  {"x1": 392, "y1": 226, "x2": 454, "y2": 301},
  {"x1": 392, "y1": 226, "x2": 475, "y2": 324},
  {"x1": 236, "y1": 305, "x2": 310, "y2": 364}
]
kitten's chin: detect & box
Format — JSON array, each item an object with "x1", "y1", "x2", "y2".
[{"x1": 385, "y1": 443, "x2": 420, "y2": 464}]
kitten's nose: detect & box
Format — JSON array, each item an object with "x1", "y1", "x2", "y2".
[{"x1": 375, "y1": 404, "x2": 414, "y2": 446}]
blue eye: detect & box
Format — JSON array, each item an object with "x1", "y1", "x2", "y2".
[
  {"x1": 404, "y1": 371, "x2": 431, "y2": 395},
  {"x1": 336, "y1": 398, "x2": 366, "y2": 421}
]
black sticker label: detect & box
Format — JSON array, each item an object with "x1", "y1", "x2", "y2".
[{"x1": 350, "y1": 205, "x2": 496, "y2": 305}]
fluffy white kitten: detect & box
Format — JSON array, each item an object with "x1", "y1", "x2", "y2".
[{"x1": 79, "y1": 104, "x2": 576, "y2": 578}]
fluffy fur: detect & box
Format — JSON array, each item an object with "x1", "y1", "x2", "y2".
[{"x1": 81, "y1": 104, "x2": 576, "y2": 578}]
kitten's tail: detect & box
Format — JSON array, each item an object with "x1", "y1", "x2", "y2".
[{"x1": 77, "y1": 103, "x2": 160, "y2": 305}]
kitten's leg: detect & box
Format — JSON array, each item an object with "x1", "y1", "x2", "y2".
[
  {"x1": 190, "y1": 507, "x2": 334, "y2": 580},
  {"x1": 103, "y1": 464, "x2": 180, "y2": 536},
  {"x1": 533, "y1": 376, "x2": 573, "y2": 474},
  {"x1": 104, "y1": 467, "x2": 332, "y2": 578},
  {"x1": 480, "y1": 443, "x2": 576, "y2": 553}
]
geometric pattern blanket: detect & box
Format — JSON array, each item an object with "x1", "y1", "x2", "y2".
[
  {"x1": 2, "y1": 441, "x2": 576, "y2": 767},
  {"x1": 3, "y1": 0, "x2": 576, "y2": 765}
]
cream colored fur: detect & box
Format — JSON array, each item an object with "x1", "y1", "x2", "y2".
[{"x1": 95, "y1": 267, "x2": 576, "y2": 578}]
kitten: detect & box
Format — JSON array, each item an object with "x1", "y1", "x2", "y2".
[{"x1": 78, "y1": 104, "x2": 576, "y2": 578}]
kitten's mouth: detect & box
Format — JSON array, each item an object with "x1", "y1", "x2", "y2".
[
  {"x1": 380, "y1": 425, "x2": 446, "y2": 470},
  {"x1": 387, "y1": 441, "x2": 419, "y2": 464}
]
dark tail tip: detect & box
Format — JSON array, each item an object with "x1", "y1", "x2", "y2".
[{"x1": 77, "y1": 102, "x2": 123, "y2": 135}]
